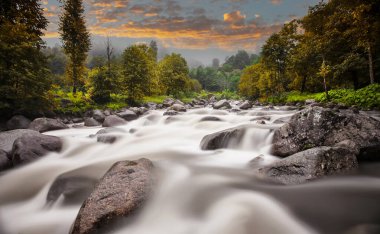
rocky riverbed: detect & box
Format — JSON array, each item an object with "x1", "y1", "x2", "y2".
[{"x1": 0, "y1": 99, "x2": 379, "y2": 234}]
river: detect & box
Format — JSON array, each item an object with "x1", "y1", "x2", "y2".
[{"x1": 0, "y1": 107, "x2": 379, "y2": 234}]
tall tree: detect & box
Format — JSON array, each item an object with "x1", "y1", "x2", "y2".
[
  {"x1": 212, "y1": 58, "x2": 220, "y2": 69},
  {"x1": 59, "y1": 0, "x2": 91, "y2": 94},
  {"x1": 149, "y1": 40, "x2": 158, "y2": 61},
  {"x1": 0, "y1": 0, "x2": 51, "y2": 116}
]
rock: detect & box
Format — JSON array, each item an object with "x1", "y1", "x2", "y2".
[
  {"x1": 84, "y1": 118, "x2": 100, "y2": 127},
  {"x1": 335, "y1": 140, "x2": 360, "y2": 155},
  {"x1": 95, "y1": 128, "x2": 127, "y2": 144},
  {"x1": 163, "y1": 110, "x2": 178, "y2": 116},
  {"x1": 0, "y1": 150, "x2": 12, "y2": 171},
  {"x1": 213, "y1": 99, "x2": 231, "y2": 109},
  {"x1": 6, "y1": 115, "x2": 31, "y2": 130},
  {"x1": 144, "y1": 102, "x2": 157, "y2": 110},
  {"x1": 305, "y1": 99, "x2": 316, "y2": 105},
  {"x1": 102, "y1": 115, "x2": 127, "y2": 127},
  {"x1": 72, "y1": 118, "x2": 83, "y2": 124},
  {"x1": 250, "y1": 116, "x2": 271, "y2": 122},
  {"x1": 163, "y1": 98, "x2": 175, "y2": 107},
  {"x1": 97, "y1": 135, "x2": 119, "y2": 144},
  {"x1": 272, "y1": 116, "x2": 292, "y2": 124},
  {"x1": 117, "y1": 110, "x2": 138, "y2": 121},
  {"x1": 0, "y1": 129, "x2": 42, "y2": 154},
  {"x1": 200, "y1": 126, "x2": 246, "y2": 150},
  {"x1": 70, "y1": 159, "x2": 155, "y2": 234},
  {"x1": 96, "y1": 128, "x2": 127, "y2": 135},
  {"x1": 92, "y1": 110, "x2": 106, "y2": 123},
  {"x1": 11, "y1": 133, "x2": 62, "y2": 166},
  {"x1": 29, "y1": 118, "x2": 68, "y2": 133},
  {"x1": 248, "y1": 155, "x2": 265, "y2": 169},
  {"x1": 199, "y1": 116, "x2": 221, "y2": 122},
  {"x1": 47, "y1": 176, "x2": 98, "y2": 205},
  {"x1": 239, "y1": 101, "x2": 252, "y2": 110},
  {"x1": 258, "y1": 147, "x2": 358, "y2": 185},
  {"x1": 271, "y1": 107, "x2": 380, "y2": 161},
  {"x1": 129, "y1": 107, "x2": 148, "y2": 116},
  {"x1": 170, "y1": 104, "x2": 186, "y2": 112}
]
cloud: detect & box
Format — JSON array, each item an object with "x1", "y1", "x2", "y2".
[
  {"x1": 270, "y1": 0, "x2": 282, "y2": 5},
  {"x1": 223, "y1": 10, "x2": 246, "y2": 26}
]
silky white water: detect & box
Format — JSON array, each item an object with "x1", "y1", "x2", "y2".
[{"x1": 0, "y1": 107, "x2": 379, "y2": 234}]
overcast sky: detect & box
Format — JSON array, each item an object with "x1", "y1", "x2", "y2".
[{"x1": 42, "y1": 0, "x2": 320, "y2": 65}]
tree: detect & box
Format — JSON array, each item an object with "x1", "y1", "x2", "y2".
[
  {"x1": 0, "y1": 0, "x2": 51, "y2": 116},
  {"x1": 158, "y1": 53, "x2": 191, "y2": 97},
  {"x1": 212, "y1": 58, "x2": 220, "y2": 69},
  {"x1": 224, "y1": 50, "x2": 252, "y2": 70},
  {"x1": 88, "y1": 67, "x2": 113, "y2": 103},
  {"x1": 318, "y1": 60, "x2": 331, "y2": 100},
  {"x1": 149, "y1": 40, "x2": 158, "y2": 61},
  {"x1": 122, "y1": 44, "x2": 155, "y2": 103},
  {"x1": 59, "y1": 0, "x2": 91, "y2": 94}
]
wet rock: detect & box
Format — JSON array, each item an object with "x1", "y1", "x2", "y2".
[
  {"x1": 92, "y1": 110, "x2": 106, "y2": 123},
  {"x1": 95, "y1": 128, "x2": 126, "y2": 144},
  {"x1": 29, "y1": 118, "x2": 68, "y2": 133},
  {"x1": 84, "y1": 118, "x2": 101, "y2": 127},
  {"x1": 239, "y1": 100, "x2": 252, "y2": 110},
  {"x1": 258, "y1": 147, "x2": 358, "y2": 185},
  {"x1": 200, "y1": 126, "x2": 246, "y2": 150},
  {"x1": 0, "y1": 129, "x2": 42, "y2": 153},
  {"x1": 272, "y1": 116, "x2": 292, "y2": 124},
  {"x1": 70, "y1": 158, "x2": 155, "y2": 234},
  {"x1": 47, "y1": 176, "x2": 98, "y2": 205},
  {"x1": 272, "y1": 107, "x2": 380, "y2": 161},
  {"x1": 117, "y1": 110, "x2": 138, "y2": 121},
  {"x1": 0, "y1": 150, "x2": 12, "y2": 171},
  {"x1": 11, "y1": 133, "x2": 62, "y2": 166},
  {"x1": 72, "y1": 118, "x2": 83, "y2": 124},
  {"x1": 170, "y1": 104, "x2": 186, "y2": 112},
  {"x1": 97, "y1": 135, "x2": 119, "y2": 144},
  {"x1": 144, "y1": 102, "x2": 157, "y2": 110},
  {"x1": 163, "y1": 110, "x2": 178, "y2": 116},
  {"x1": 248, "y1": 155, "x2": 264, "y2": 169},
  {"x1": 199, "y1": 116, "x2": 221, "y2": 122},
  {"x1": 129, "y1": 107, "x2": 148, "y2": 116},
  {"x1": 96, "y1": 128, "x2": 127, "y2": 135},
  {"x1": 213, "y1": 99, "x2": 231, "y2": 109},
  {"x1": 305, "y1": 99, "x2": 316, "y2": 105},
  {"x1": 162, "y1": 98, "x2": 175, "y2": 107},
  {"x1": 6, "y1": 115, "x2": 31, "y2": 130},
  {"x1": 250, "y1": 116, "x2": 271, "y2": 122},
  {"x1": 102, "y1": 115, "x2": 127, "y2": 127}
]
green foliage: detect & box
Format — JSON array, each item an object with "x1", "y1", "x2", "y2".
[
  {"x1": 158, "y1": 53, "x2": 192, "y2": 98},
  {"x1": 215, "y1": 90, "x2": 240, "y2": 100},
  {"x1": 87, "y1": 67, "x2": 116, "y2": 103},
  {"x1": 143, "y1": 95, "x2": 168, "y2": 104},
  {"x1": 51, "y1": 88, "x2": 93, "y2": 114},
  {"x1": 122, "y1": 44, "x2": 156, "y2": 104},
  {"x1": 59, "y1": 0, "x2": 91, "y2": 93},
  {"x1": 0, "y1": 0, "x2": 52, "y2": 116}
]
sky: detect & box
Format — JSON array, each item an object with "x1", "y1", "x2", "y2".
[{"x1": 42, "y1": 0, "x2": 320, "y2": 66}]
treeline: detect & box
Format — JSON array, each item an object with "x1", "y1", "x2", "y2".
[
  {"x1": 239, "y1": 0, "x2": 380, "y2": 99},
  {"x1": 190, "y1": 51, "x2": 259, "y2": 92}
]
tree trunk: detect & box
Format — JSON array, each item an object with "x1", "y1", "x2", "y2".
[
  {"x1": 351, "y1": 70, "x2": 359, "y2": 90},
  {"x1": 323, "y1": 75, "x2": 329, "y2": 100},
  {"x1": 73, "y1": 65, "x2": 77, "y2": 94},
  {"x1": 368, "y1": 43, "x2": 375, "y2": 84},
  {"x1": 301, "y1": 75, "x2": 307, "y2": 93}
]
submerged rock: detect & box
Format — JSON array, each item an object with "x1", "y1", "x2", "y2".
[
  {"x1": 258, "y1": 146, "x2": 358, "y2": 185},
  {"x1": 95, "y1": 128, "x2": 127, "y2": 144},
  {"x1": 199, "y1": 116, "x2": 221, "y2": 122},
  {"x1": 29, "y1": 118, "x2": 68, "y2": 133},
  {"x1": 6, "y1": 115, "x2": 31, "y2": 130},
  {"x1": 272, "y1": 107, "x2": 380, "y2": 161},
  {"x1": 200, "y1": 126, "x2": 246, "y2": 150},
  {"x1": 70, "y1": 158, "x2": 155, "y2": 234},
  {"x1": 102, "y1": 115, "x2": 127, "y2": 127}
]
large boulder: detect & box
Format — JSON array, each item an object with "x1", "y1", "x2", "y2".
[
  {"x1": 271, "y1": 107, "x2": 380, "y2": 161},
  {"x1": 29, "y1": 118, "x2": 68, "y2": 133},
  {"x1": 92, "y1": 110, "x2": 106, "y2": 123},
  {"x1": 84, "y1": 118, "x2": 100, "y2": 127},
  {"x1": 239, "y1": 100, "x2": 252, "y2": 110},
  {"x1": 70, "y1": 158, "x2": 155, "y2": 234},
  {"x1": 162, "y1": 98, "x2": 175, "y2": 107},
  {"x1": 0, "y1": 129, "x2": 42, "y2": 154},
  {"x1": 6, "y1": 115, "x2": 31, "y2": 130},
  {"x1": 117, "y1": 110, "x2": 138, "y2": 121},
  {"x1": 200, "y1": 126, "x2": 246, "y2": 150},
  {"x1": 213, "y1": 99, "x2": 231, "y2": 109},
  {"x1": 11, "y1": 133, "x2": 62, "y2": 166},
  {"x1": 102, "y1": 115, "x2": 127, "y2": 127},
  {"x1": 258, "y1": 146, "x2": 358, "y2": 185},
  {"x1": 170, "y1": 104, "x2": 186, "y2": 112}
]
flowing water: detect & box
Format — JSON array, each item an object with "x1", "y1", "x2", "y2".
[{"x1": 1, "y1": 107, "x2": 380, "y2": 234}]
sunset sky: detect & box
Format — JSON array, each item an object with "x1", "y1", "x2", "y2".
[{"x1": 42, "y1": 0, "x2": 320, "y2": 65}]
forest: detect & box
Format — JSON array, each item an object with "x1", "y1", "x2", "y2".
[{"x1": 0, "y1": 0, "x2": 379, "y2": 120}]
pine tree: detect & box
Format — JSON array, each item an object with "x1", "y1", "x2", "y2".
[
  {"x1": 0, "y1": 0, "x2": 51, "y2": 116},
  {"x1": 59, "y1": 0, "x2": 91, "y2": 94}
]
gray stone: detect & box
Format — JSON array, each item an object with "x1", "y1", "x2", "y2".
[
  {"x1": 84, "y1": 118, "x2": 100, "y2": 127},
  {"x1": 11, "y1": 133, "x2": 62, "y2": 166},
  {"x1": 200, "y1": 126, "x2": 246, "y2": 150},
  {"x1": 92, "y1": 110, "x2": 106, "y2": 123},
  {"x1": 213, "y1": 99, "x2": 231, "y2": 109},
  {"x1": 29, "y1": 118, "x2": 68, "y2": 133},
  {"x1": 163, "y1": 110, "x2": 178, "y2": 116},
  {"x1": 271, "y1": 107, "x2": 380, "y2": 161},
  {"x1": 239, "y1": 100, "x2": 252, "y2": 110},
  {"x1": 170, "y1": 104, "x2": 186, "y2": 112},
  {"x1": 70, "y1": 159, "x2": 155, "y2": 234},
  {"x1": 6, "y1": 115, "x2": 31, "y2": 130},
  {"x1": 162, "y1": 98, "x2": 175, "y2": 107},
  {"x1": 117, "y1": 110, "x2": 138, "y2": 121},
  {"x1": 102, "y1": 115, "x2": 127, "y2": 127},
  {"x1": 199, "y1": 116, "x2": 221, "y2": 122},
  {"x1": 0, "y1": 150, "x2": 12, "y2": 171},
  {"x1": 0, "y1": 129, "x2": 42, "y2": 154},
  {"x1": 258, "y1": 147, "x2": 358, "y2": 185}
]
